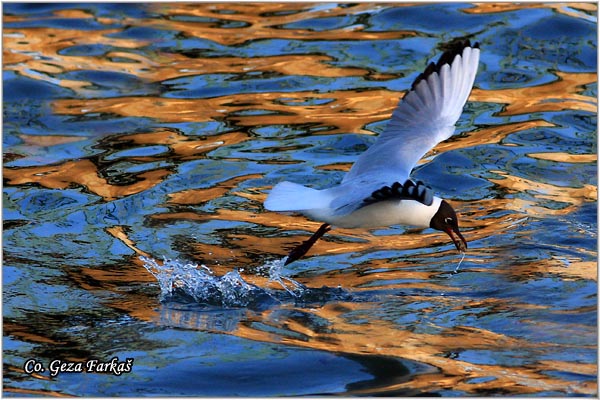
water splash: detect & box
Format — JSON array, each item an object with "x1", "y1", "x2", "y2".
[
  {"x1": 140, "y1": 256, "x2": 271, "y2": 307},
  {"x1": 452, "y1": 251, "x2": 466, "y2": 275},
  {"x1": 140, "y1": 256, "x2": 352, "y2": 308},
  {"x1": 257, "y1": 257, "x2": 307, "y2": 297}
]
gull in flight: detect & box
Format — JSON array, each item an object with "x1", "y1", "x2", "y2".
[{"x1": 265, "y1": 39, "x2": 480, "y2": 265}]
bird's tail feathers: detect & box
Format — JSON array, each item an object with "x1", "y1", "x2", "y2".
[{"x1": 264, "y1": 181, "x2": 331, "y2": 212}]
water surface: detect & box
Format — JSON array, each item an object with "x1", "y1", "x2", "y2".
[{"x1": 3, "y1": 2, "x2": 597, "y2": 396}]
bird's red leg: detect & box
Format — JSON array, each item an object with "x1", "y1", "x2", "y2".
[{"x1": 284, "y1": 223, "x2": 331, "y2": 265}]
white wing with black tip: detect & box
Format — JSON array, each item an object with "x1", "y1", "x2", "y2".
[{"x1": 341, "y1": 40, "x2": 480, "y2": 188}]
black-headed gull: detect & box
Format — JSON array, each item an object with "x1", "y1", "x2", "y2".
[{"x1": 265, "y1": 39, "x2": 480, "y2": 265}]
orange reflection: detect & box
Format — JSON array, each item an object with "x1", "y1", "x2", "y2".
[
  {"x1": 142, "y1": 3, "x2": 415, "y2": 46},
  {"x1": 471, "y1": 71, "x2": 597, "y2": 116},
  {"x1": 4, "y1": 3, "x2": 414, "y2": 96},
  {"x1": 489, "y1": 169, "x2": 597, "y2": 204},
  {"x1": 223, "y1": 302, "x2": 596, "y2": 395},
  {"x1": 3, "y1": 128, "x2": 247, "y2": 201},
  {"x1": 3, "y1": 159, "x2": 171, "y2": 201},
  {"x1": 528, "y1": 152, "x2": 597, "y2": 163},
  {"x1": 465, "y1": 2, "x2": 597, "y2": 21},
  {"x1": 168, "y1": 174, "x2": 263, "y2": 205},
  {"x1": 52, "y1": 89, "x2": 399, "y2": 136},
  {"x1": 3, "y1": 26, "x2": 152, "y2": 93}
]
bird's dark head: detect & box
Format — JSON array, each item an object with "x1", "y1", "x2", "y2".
[{"x1": 430, "y1": 200, "x2": 467, "y2": 252}]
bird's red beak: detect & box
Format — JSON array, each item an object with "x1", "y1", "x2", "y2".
[{"x1": 444, "y1": 227, "x2": 467, "y2": 252}]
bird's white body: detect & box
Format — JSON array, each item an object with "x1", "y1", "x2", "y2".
[
  {"x1": 264, "y1": 41, "x2": 480, "y2": 234},
  {"x1": 265, "y1": 179, "x2": 442, "y2": 229},
  {"x1": 310, "y1": 197, "x2": 443, "y2": 229}
]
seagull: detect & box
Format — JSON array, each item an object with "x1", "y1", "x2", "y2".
[{"x1": 264, "y1": 39, "x2": 480, "y2": 265}]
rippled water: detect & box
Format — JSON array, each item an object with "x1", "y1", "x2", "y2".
[{"x1": 3, "y1": 2, "x2": 597, "y2": 396}]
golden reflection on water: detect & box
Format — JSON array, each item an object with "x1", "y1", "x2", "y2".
[
  {"x1": 4, "y1": 3, "x2": 413, "y2": 95},
  {"x1": 3, "y1": 24, "x2": 151, "y2": 92},
  {"x1": 472, "y1": 72, "x2": 597, "y2": 116},
  {"x1": 52, "y1": 90, "x2": 398, "y2": 136},
  {"x1": 3, "y1": 1, "x2": 597, "y2": 396},
  {"x1": 489, "y1": 170, "x2": 597, "y2": 204},
  {"x1": 3, "y1": 158, "x2": 172, "y2": 201},
  {"x1": 528, "y1": 152, "x2": 597, "y2": 163},
  {"x1": 466, "y1": 2, "x2": 597, "y2": 20},
  {"x1": 48, "y1": 71, "x2": 596, "y2": 133},
  {"x1": 146, "y1": 3, "x2": 415, "y2": 45},
  {"x1": 3, "y1": 128, "x2": 248, "y2": 201}
]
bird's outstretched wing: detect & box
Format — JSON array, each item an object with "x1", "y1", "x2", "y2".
[{"x1": 342, "y1": 40, "x2": 480, "y2": 186}]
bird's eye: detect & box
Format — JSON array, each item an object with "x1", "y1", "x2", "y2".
[{"x1": 445, "y1": 217, "x2": 453, "y2": 224}]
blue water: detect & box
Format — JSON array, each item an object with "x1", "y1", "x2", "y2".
[{"x1": 3, "y1": 2, "x2": 597, "y2": 396}]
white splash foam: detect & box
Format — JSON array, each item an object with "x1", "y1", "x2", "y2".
[
  {"x1": 140, "y1": 256, "x2": 306, "y2": 306},
  {"x1": 260, "y1": 257, "x2": 307, "y2": 297},
  {"x1": 453, "y1": 251, "x2": 466, "y2": 274}
]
